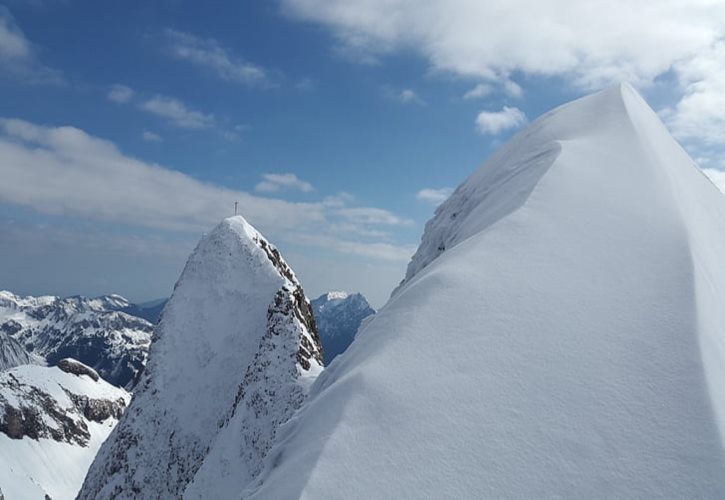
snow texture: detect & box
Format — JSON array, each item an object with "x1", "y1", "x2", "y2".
[
  {"x1": 0, "y1": 363, "x2": 129, "y2": 499},
  {"x1": 0, "y1": 292, "x2": 153, "y2": 388},
  {"x1": 79, "y1": 216, "x2": 323, "y2": 499},
  {"x1": 246, "y1": 84, "x2": 725, "y2": 498}
]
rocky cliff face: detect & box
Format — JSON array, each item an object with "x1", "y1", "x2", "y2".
[
  {"x1": 0, "y1": 333, "x2": 42, "y2": 371},
  {"x1": 0, "y1": 361, "x2": 129, "y2": 499},
  {"x1": 0, "y1": 292, "x2": 153, "y2": 388},
  {"x1": 79, "y1": 216, "x2": 323, "y2": 499}
]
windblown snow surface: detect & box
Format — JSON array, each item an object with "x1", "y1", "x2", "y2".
[
  {"x1": 245, "y1": 84, "x2": 725, "y2": 498},
  {"x1": 79, "y1": 216, "x2": 323, "y2": 499},
  {"x1": 0, "y1": 364, "x2": 129, "y2": 499}
]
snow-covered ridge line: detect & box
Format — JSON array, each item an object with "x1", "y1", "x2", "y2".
[{"x1": 247, "y1": 83, "x2": 725, "y2": 498}]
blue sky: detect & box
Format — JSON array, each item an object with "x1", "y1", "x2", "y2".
[{"x1": 1, "y1": 0, "x2": 724, "y2": 307}]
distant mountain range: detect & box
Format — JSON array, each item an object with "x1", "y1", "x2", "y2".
[
  {"x1": 0, "y1": 291, "x2": 153, "y2": 389},
  {"x1": 311, "y1": 291, "x2": 375, "y2": 364}
]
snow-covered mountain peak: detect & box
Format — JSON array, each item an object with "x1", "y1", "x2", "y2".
[
  {"x1": 249, "y1": 85, "x2": 725, "y2": 498},
  {"x1": 399, "y1": 82, "x2": 672, "y2": 288},
  {"x1": 325, "y1": 291, "x2": 349, "y2": 301},
  {"x1": 80, "y1": 216, "x2": 323, "y2": 498}
]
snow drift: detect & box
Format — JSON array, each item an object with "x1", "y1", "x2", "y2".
[
  {"x1": 79, "y1": 216, "x2": 323, "y2": 498},
  {"x1": 246, "y1": 84, "x2": 725, "y2": 498}
]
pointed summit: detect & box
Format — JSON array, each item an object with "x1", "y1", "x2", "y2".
[
  {"x1": 79, "y1": 216, "x2": 323, "y2": 498},
  {"x1": 250, "y1": 87, "x2": 725, "y2": 498}
]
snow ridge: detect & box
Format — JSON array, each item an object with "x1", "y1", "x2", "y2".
[
  {"x1": 78, "y1": 216, "x2": 323, "y2": 499},
  {"x1": 247, "y1": 84, "x2": 725, "y2": 498}
]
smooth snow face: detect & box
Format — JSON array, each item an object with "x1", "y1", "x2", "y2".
[
  {"x1": 0, "y1": 364, "x2": 129, "y2": 500},
  {"x1": 79, "y1": 216, "x2": 323, "y2": 499},
  {"x1": 247, "y1": 84, "x2": 725, "y2": 499},
  {"x1": 0, "y1": 291, "x2": 153, "y2": 388}
]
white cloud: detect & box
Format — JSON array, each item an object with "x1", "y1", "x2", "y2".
[
  {"x1": 142, "y1": 130, "x2": 162, "y2": 142},
  {"x1": 0, "y1": 8, "x2": 30, "y2": 61},
  {"x1": 464, "y1": 80, "x2": 522, "y2": 100},
  {"x1": 163, "y1": 29, "x2": 268, "y2": 86},
  {"x1": 281, "y1": 0, "x2": 725, "y2": 146},
  {"x1": 281, "y1": 0, "x2": 724, "y2": 86},
  {"x1": 141, "y1": 95, "x2": 216, "y2": 129},
  {"x1": 463, "y1": 83, "x2": 493, "y2": 100},
  {"x1": 383, "y1": 85, "x2": 424, "y2": 105},
  {"x1": 108, "y1": 84, "x2": 135, "y2": 103},
  {"x1": 255, "y1": 173, "x2": 314, "y2": 193},
  {"x1": 0, "y1": 118, "x2": 411, "y2": 262},
  {"x1": 503, "y1": 80, "x2": 523, "y2": 99},
  {"x1": 0, "y1": 6, "x2": 61, "y2": 83},
  {"x1": 399, "y1": 88, "x2": 422, "y2": 104},
  {"x1": 475, "y1": 106, "x2": 527, "y2": 135},
  {"x1": 665, "y1": 41, "x2": 725, "y2": 145},
  {"x1": 416, "y1": 187, "x2": 453, "y2": 205},
  {"x1": 336, "y1": 207, "x2": 412, "y2": 226}
]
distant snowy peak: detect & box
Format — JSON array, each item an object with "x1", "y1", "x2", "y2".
[
  {"x1": 312, "y1": 292, "x2": 375, "y2": 363},
  {"x1": 0, "y1": 362, "x2": 129, "y2": 499},
  {"x1": 80, "y1": 216, "x2": 323, "y2": 499},
  {"x1": 0, "y1": 291, "x2": 153, "y2": 388},
  {"x1": 325, "y1": 291, "x2": 349, "y2": 301}
]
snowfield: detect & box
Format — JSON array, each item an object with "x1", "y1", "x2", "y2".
[
  {"x1": 244, "y1": 84, "x2": 725, "y2": 498},
  {"x1": 0, "y1": 364, "x2": 129, "y2": 499}
]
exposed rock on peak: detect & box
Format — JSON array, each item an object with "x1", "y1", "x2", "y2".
[{"x1": 57, "y1": 358, "x2": 99, "y2": 382}]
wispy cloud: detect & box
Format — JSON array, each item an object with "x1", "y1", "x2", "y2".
[
  {"x1": 140, "y1": 95, "x2": 216, "y2": 130},
  {"x1": 0, "y1": 6, "x2": 62, "y2": 84},
  {"x1": 463, "y1": 83, "x2": 494, "y2": 100},
  {"x1": 142, "y1": 130, "x2": 162, "y2": 142},
  {"x1": 383, "y1": 85, "x2": 425, "y2": 105},
  {"x1": 108, "y1": 84, "x2": 135, "y2": 103},
  {"x1": 0, "y1": 118, "x2": 413, "y2": 262},
  {"x1": 475, "y1": 106, "x2": 527, "y2": 135},
  {"x1": 255, "y1": 173, "x2": 314, "y2": 193},
  {"x1": 463, "y1": 80, "x2": 522, "y2": 100},
  {"x1": 416, "y1": 187, "x2": 453, "y2": 206},
  {"x1": 162, "y1": 29, "x2": 268, "y2": 86}
]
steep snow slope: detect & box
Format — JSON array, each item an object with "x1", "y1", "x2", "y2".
[
  {"x1": 0, "y1": 292, "x2": 153, "y2": 388},
  {"x1": 312, "y1": 292, "x2": 375, "y2": 363},
  {"x1": 0, "y1": 362, "x2": 129, "y2": 499},
  {"x1": 247, "y1": 84, "x2": 725, "y2": 498},
  {"x1": 79, "y1": 216, "x2": 323, "y2": 499}
]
